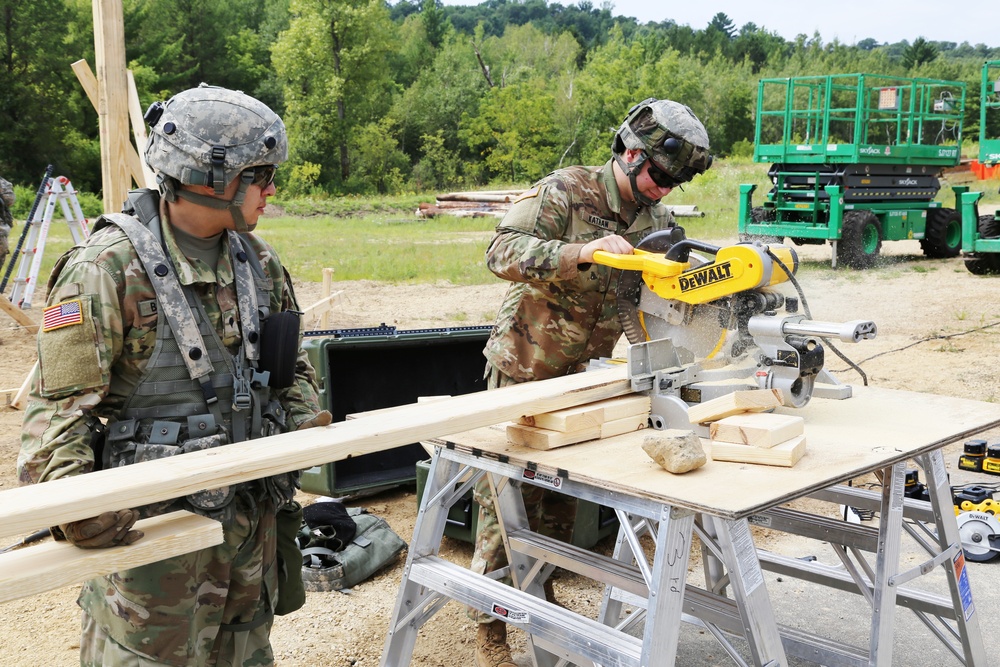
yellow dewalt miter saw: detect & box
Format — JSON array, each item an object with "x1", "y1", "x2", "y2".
[{"x1": 592, "y1": 229, "x2": 877, "y2": 431}]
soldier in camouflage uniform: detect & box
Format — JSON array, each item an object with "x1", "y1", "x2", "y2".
[
  {"x1": 0, "y1": 175, "x2": 15, "y2": 271},
  {"x1": 17, "y1": 85, "x2": 330, "y2": 667},
  {"x1": 471, "y1": 98, "x2": 713, "y2": 667}
]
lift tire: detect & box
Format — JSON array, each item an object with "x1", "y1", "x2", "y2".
[
  {"x1": 738, "y1": 207, "x2": 782, "y2": 244},
  {"x1": 837, "y1": 210, "x2": 882, "y2": 269},
  {"x1": 920, "y1": 208, "x2": 962, "y2": 259},
  {"x1": 964, "y1": 215, "x2": 1000, "y2": 275}
]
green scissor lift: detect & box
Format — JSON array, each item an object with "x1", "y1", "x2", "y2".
[
  {"x1": 960, "y1": 59, "x2": 1000, "y2": 274},
  {"x1": 738, "y1": 73, "x2": 967, "y2": 269}
]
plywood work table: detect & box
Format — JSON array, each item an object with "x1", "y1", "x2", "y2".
[
  {"x1": 382, "y1": 386, "x2": 1000, "y2": 667},
  {"x1": 435, "y1": 385, "x2": 1000, "y2": 519}
]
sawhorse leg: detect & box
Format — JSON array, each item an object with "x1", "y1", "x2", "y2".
[
  {"x1": 701, "y1": 516, "x2": 788, "y2": 666},
  {"x1": 381, "y1": 452, "x2": 482, "y2": 667}
]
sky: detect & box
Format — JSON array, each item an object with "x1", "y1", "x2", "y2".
[{"x1": 439, "y1": 1, "x2": 999, "y2": 48}]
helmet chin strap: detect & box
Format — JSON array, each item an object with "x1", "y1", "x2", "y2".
[
  {"x1": 613, "y1": 151, "x2": 661, "y2": 208},
  {"x1": 171, "y1": 171, "x2": 256, "y2": 233}
]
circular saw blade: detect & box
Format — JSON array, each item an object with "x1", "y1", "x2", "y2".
[
  {"x1": 617, "y1": 252, "x2": 732, "y2": 359},
  {"x1": 957, "y1": 512, "x2": 1000, "y2": 562},
  {"x1": 635, "y1": 287, "x2": 731, "y2": 360}
]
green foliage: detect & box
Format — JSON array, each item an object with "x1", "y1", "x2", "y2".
[
  {"x1": 6, "y1": 0, "x2": 1000, "y2": 200},
  {"x1": 348, "y1": 119, "x2": 410, "y2": 194},
  {"x1": 412, "y1": 132, "x2": 461, "y2": 190},
  {"x1": 903, "y1": 38, "x2": 939, "y2": 70},
  {"x1": 272, "y1": 0, "x2": 400, "y2": 190}
]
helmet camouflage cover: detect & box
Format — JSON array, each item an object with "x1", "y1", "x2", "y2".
[
  {"x1": 144, "y1": 84, "x2": 287, "y2": 195},
  {"x1": 614, "y1": 98, "x2": 712, "y2": 183}
]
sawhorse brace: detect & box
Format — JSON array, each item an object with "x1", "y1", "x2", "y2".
[
  {"x1": 8, "y1": 176, "x2": 90, "y2": 310},
  {"x1": 382, "y1": 445, "x2": 987, "y2": 667},
  {"x1": 381, "y1": 449, "x2": 788, "y2": 667}
]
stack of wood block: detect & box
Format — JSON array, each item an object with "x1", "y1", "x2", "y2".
[
  {"x1": 507, "y1": 395, "x2": 650, "y2": 450},
  {"x1": 688, "y1": 389, "x2": 807, "y2": 467}
]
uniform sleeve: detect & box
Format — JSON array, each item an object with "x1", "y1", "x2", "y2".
[
  {"x1": 18, "y1": 259, "x2": 123, "y2": 485},
  {"x1": 485, "y1": 181, "x2": 592, "y2": 286},
  {"x1": 272, "y1": 266, "x2": 323, "y2": 430}
]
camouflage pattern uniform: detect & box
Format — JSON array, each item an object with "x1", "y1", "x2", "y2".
[
  {"x1": 469, "y1": 160, "x2": 674, "y2": 623},
  {"x1": 18, "y1": 206, "x2": 322, "y2": 665},
  {"x1": 0, "y1": 176, "x2": 14, "y2": 270}
]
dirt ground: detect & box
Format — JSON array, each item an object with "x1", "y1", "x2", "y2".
[{"x1": 3, "y1": 230, "x2": 1000, "y2": 666}]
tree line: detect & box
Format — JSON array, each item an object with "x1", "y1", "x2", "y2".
[{"x1": 1, "y1": 0, "x2": 998, "y2": 198}]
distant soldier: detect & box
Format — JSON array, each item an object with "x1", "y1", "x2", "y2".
[
  {"x1": 472, "y1": 98, "x2": 713, "y2": 667},
  {"x1": 0, "y1": 175, "x2": 15, "y2": 270}
]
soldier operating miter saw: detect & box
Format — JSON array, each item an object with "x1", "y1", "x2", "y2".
[{"x1": 591, "y1": 228, "x2": 877, "y2": 432}]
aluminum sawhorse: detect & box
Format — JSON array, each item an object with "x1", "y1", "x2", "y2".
[{"x1": 380, "y1": 446, "x2": 787, "y2": 667}]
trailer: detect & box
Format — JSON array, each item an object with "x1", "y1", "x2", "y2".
[
  {"x1": 961, "y1": 59, "x2": 1000, "y2": 274},
  {"x1": 738, "y1": 73, "x2": 967, "y2": 268}
]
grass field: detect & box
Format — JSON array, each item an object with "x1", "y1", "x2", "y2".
[{"x1": 4, "y1": 159, "x2": 998, "y2": 287}]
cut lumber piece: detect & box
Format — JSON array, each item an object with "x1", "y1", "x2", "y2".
[
  {"x1": 687, "y1": 389, "x2": 784, "y2": 424},
  {"x1": 518, "y1": 395, "x2": 650, "y2": 433},
  {"x1": 0, "y1": 511, "x2": 222, "y2": 605},
  {"x1": 507, "y1": 413, "x2": 647, "y2": 450},
  {"x1": 710, "y1": 435, "x2": 807, "y2": 467},
  {"x1": 0, "y1": 366, "x2": 632, "y2": 540},
  {"x1": 709, "y1": 413, "x2": 804, "y2": 448}
]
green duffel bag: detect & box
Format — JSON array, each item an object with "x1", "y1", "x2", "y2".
[{"x1": 301, "y1": 506, "x2": 407, "y2": 592}]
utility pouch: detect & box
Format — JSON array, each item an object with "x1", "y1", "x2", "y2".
[
  {"x1": 259, "y1": 311, "x2": 301, "y2": 389},
  {"x1": 274, "y1": 500, "x2": 306, "y2": 615}
]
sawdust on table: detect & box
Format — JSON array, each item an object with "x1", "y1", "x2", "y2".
[{"x1": 3, "y1": 237, "x2": 1000, "y2": 666}]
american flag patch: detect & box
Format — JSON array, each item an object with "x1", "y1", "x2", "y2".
[{"x1": 42, "y1": 300, "x2": 84, "y2": 332}]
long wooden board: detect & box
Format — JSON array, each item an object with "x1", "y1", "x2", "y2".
[
  {"x1": 518, "y1": 395, "x2": 650, "y2": 432},
  {"x1": 0, "y1": 366, "x2": 631, "y2": 540},
  {"x1": 0, "y1": 511, "x2": 221, "y2": 604},
  {"x1": 507, "y1": 413, "x2": 647, "y2": 450}
]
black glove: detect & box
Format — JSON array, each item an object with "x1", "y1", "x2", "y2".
[{"x1": 59, "y1": 509, "x2": 144, "y2": 549}]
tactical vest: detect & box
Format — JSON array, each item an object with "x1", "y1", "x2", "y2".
[{"x1": 97, "y1": 189, "x2": 296, "y2": 519}]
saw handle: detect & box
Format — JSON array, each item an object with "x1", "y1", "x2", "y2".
[{"x1": 664, "y1": 239, "x2": 721, "y2": 263}]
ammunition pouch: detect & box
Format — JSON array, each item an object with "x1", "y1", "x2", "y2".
[{"x1": 259, "y1": 310, "x2": 301, "y2": 389}]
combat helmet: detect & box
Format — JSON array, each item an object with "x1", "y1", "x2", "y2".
[
  {"x1": 612, "y1": 98, "x2": 712, "y2": 207},
  {"x1": 143, "y1": 83, "x2": 287, "y2": 233}
]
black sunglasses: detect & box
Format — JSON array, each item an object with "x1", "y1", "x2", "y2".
[
  {"x1": 646, "y1": 160, "x2": 685, "y2": 189},
  {"x1": 246, "y1": 164, "x2": 277, "y2": 189}
]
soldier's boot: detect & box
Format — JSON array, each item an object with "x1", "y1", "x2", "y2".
[
  {"x1": 544, "y1": 577, "x2": 565, "y2": 609},
  {"x1": 476, "y1": 620, "x2": 516, "y2": 667}
]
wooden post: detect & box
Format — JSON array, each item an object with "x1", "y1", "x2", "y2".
[
  {"x1": 72, "y1": 60, "x2": 150, "y2": 191},
  {"x1": 92, "y1": 0, "x2": 131, "y2": 212},
  {"x1": 321, "y1": 268, "x2": 334, "y2": 329},
  {"x1": 126, "y1": 70, "x2": 157, "y2": 188}
]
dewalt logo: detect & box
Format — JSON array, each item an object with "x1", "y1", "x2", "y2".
[{"x1": 678, "y1": 262, "x2": 733, "y2": 292}]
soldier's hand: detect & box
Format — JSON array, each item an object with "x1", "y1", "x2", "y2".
[
  {"x1": 298, "y1": 410, "x2": 333, "y2": 430},
  {"x1": 579, "y1": 235, "x2": 634, "y2": 264},
  {"x1": 59, "y1": 509, "x2": 144, "y2": 549}
]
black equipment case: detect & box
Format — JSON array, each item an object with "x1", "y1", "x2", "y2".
[{"x1": 300, "y1": 325, "x2": 492, "y2": 496}]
